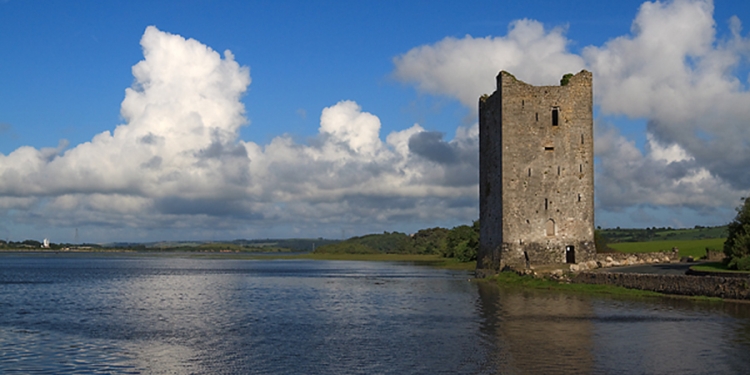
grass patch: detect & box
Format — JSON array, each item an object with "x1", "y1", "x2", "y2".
[
  {"x1": 489, "y1": 272, "x2": 724, "y2": 302},
  {"x1": 294, "y1": 253, "x2": 477, "y2": 271},
  {"x1": 488, "y1": 272, "x2": 664, "y2": 298},
  {"x1": 609, "y1": 238, "x2": 725, "y2": 259},
  {"x1": 690, "y1": 262, "x2": 750, "y2": 274}
]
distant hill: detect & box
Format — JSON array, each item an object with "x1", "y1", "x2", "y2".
[
  {"x1": 0, "y1": 238, "x2": 341, "y2": 252},
  {"x1": 313, "y1": 232, "x2": 411, "y2": 254},
  {"x1": 314, "y1": 224, "x2": 479, "y2": 262},
  {"x1": 599, "y1": 225, "x2": 727, "y2": 243}
]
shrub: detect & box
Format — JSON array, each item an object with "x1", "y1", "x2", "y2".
[
  {"x1": 594, "y1": 230, "x2": 616, "y2": 253},
  {"x1": 560, "y1": 73, "x2": 574, "y2": 86},
  {"x1": 724, "y1": 198, "x2": 750, "y2": 270},
  {"x1": 728, "y1": 255, "x2": 750, "y2": 271},
  {"x1": 444, "y1": 221, "x2": 479, "y2": 262}
]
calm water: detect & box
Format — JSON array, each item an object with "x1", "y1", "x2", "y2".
[{"x1": 1, "y1": 254, "x2": 749, "y2": 374}]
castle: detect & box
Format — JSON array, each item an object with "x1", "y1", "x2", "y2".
[{"x1": 477, "y1": 70, "x2": 595, "y2": 276}]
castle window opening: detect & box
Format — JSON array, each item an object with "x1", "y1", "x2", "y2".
[
  {"x1": 579, "y1": 164, "x2": 582, "y2": 173},
  {"x1": 581, "y1": 134, "x2": 584, "y2": 144},
  {"x1": 546, "y1": 219, "x2": 555, "y2": 237},
  {"x1": 545, "y1": 198, "x2": 548, "y2": 210},
  {"x1": 528, "y1": 168, "x2": 531, "y2": 177},
  {"x1": 544, "y1": 146, "x2": 554, "y2": 151},
  {"x1": 578, "y1": 194, "x2": 581, "y2": 202},
  {"x1": 552, "y1": 107, "x2": 560, "y2": 126},
  {"x1": 536, "y1": 112, "x2": 539, "y2": 122},
  {"x1": 557, "y1": 166, "x2": 560, "y2": 175}
]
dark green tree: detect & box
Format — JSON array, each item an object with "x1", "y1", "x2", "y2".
[
  {"x1": 408, "y1": 227, "x2": 449, "y2": 254},
  {"x1": 724, "y1": 198, "x2": 750, "y2": 270},
  {"x1": 594, "y1": 230, "x2": 615, "y2": 253},
  {"x1": 444, "y1": 221, "x2": 479, "y2": 262}
]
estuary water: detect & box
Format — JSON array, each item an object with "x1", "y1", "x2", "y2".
[{"x1": 0, "y1": 253, "x2": 749, "y2": 374}]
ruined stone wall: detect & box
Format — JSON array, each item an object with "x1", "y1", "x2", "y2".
[
  {"x1": 573, "y1": 272, "x2": 750, "y2": 300},
  {"x1": 705, "y1": 249, "x2": 726, "y2": 262},
  {"x1": 478, "y1": 70, "x2": 594, "y2": 274},
  {"x1": 478, "y1": 91, "x2": 503, "y2": 273},
  {"x1": 593, "y1": 251, "x2": 680, "y2": 267}
]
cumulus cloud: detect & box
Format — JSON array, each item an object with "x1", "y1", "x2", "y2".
[
  {"x1": 0, "y1": 26, "x2": 478, "y2": 240},
  {"x1": 394, "y1": 0, "x2": 750, "y2": 225},
  {"x1": 584, "y1": 0, "x2": 750, "y2": 200},
  {"x1": 393, "y1": 19, "x2": 585, "y2": 107},
  {"x1": 4, "y1": 0, "x2": 750, "y2": 240}
]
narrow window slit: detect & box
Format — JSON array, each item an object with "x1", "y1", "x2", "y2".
[
  {"x1": 552, "y1": 107, "x2": 559, "y2": 126},
  {"x1": 557, "y1": 166, "x2": 560, "y2": 175},
  {"x1": 544, "y1": 198, "x2": 548, "y2": 210}
]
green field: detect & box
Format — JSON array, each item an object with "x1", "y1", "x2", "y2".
[
  {"x1": 609, "y1": 238, "x2": 725, "y2": 259},
  {"x1": 689, "y1": 262, "x2": 750, "y2": 273}
]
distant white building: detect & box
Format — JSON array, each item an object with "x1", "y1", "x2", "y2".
[{"x1": 42, "y1": 238, "x2": 50, "y2": 249}]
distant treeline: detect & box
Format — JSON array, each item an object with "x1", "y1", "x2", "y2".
[
  {"x1": 0, "y1": 239, "x2": 102, "y2": 250},
  {"x1": 0, "y1": 238, "x2": 339, "y2": 253},
  {"x1": 313, "y1": 221, "x2": 480, "y2": 262},
  {"x1": 2, "y1": 225, "x2": 729, "y2": 259}
]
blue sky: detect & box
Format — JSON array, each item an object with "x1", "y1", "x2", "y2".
[{"x1": 1, "y1": 0, "x2": 749, "y2": 243}]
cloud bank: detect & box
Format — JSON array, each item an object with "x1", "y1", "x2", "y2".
[
  {"x1": 394, "y1": 0, "x2": 750, "y2": 225},
  {"x1": 0, "y1": 26, "x2": 478, "y2": 240},
  {"x1": 2, "y1": 0, "x2": 749, "y2": 241}
]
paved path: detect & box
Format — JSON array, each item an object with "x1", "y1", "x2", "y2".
[{"x1": 601, "y1": 262, "x2": 698, "y2": 276}]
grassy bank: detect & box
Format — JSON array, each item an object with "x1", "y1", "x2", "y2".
[
  {"x1": 689, "y1": 262, "x2": 750, "y2": 274},
  {"x1": 185, "y1": 252, "x2": 477, "y2": 271},
  {"x1": 292, "y1": 253, "x2": 477, "y2": 271},
  {"x1": 609, "y1": 238, "x2": 724, "y2": 259},
  {"x1": 488, "y1": 272, "x2": 729, "y2": 302},
  {"x1": 487, "y1": 271, "x2": 665, "y2": 298}
]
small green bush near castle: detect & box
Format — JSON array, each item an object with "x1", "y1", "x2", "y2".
[
  {"x1": 725, "y1": 197, "x2": 750, "y2": 270},
  {"x1": 560, "y1": 73, "x2": 574, "y2": 86}
]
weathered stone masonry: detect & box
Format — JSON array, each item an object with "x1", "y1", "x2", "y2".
[
  {"x1": 573, "y1": 272, "x2": 750, "y2": 300},
  {"x1": 478, "y1": 71, "x2": 595, "y2": 276}
]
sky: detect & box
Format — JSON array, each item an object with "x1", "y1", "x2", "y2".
[{"x1": 1, "y1": 0, "x2": 750, "y2": 243}]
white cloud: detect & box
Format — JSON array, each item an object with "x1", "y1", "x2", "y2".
[
  {"x1": 393, "y1": 19, "x2": 586, "y2": 107},
  {"x1": 0, "y1": 26, "x2": 479, "y2": 240},
  {"x1": 394, "y1": 0, "x2": 750, "y2": 225},
  {"x1": 585, "y1": 0, "x2": 750, "y2": 212},
  {"x1": 4, "y1": 0, "x2": 750, "y2": 240}
]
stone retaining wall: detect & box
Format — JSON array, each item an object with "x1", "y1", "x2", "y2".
[
  {"x1": 705, "y1": 249, "x2": 726, "y2": 262},
  {"x1": 572, "y1": 272, "x2": 750, "y2": 300},
  {"x1": 566, "y1": 251, "x2": 680, "y2": 272},
  {"x1": 594, "y1": 250, "x2": 679, "y2": 266}
]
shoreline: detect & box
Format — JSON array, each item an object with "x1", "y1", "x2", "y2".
[{"x1": 4, "y1": 250, "x2": 746, "y2": 303}]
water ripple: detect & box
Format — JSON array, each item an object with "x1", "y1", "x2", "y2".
[{"x1": 1, "y1": 255, "x2": 749, "y2": 374}]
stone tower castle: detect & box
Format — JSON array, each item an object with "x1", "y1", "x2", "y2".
[{"x1": 477, "y1": 70, "x2": 595, "y2": 275}]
